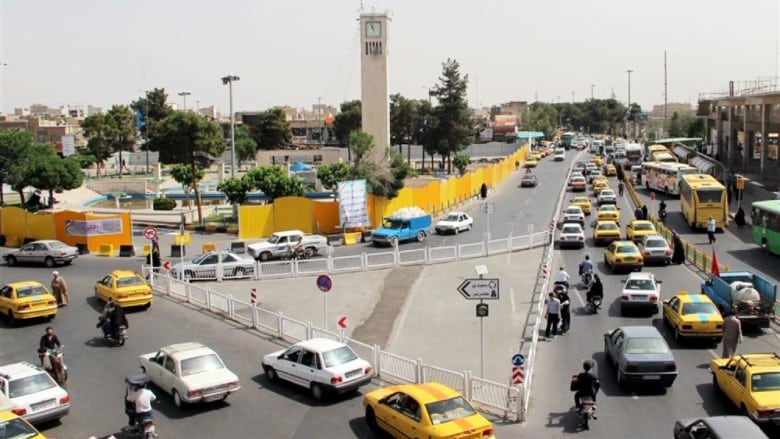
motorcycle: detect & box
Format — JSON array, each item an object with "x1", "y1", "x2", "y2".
[
  {"x1": 281, "y1": 246, "x2": 308, "y2": 261},
  {"x1": 98, "y1": 318, "x2": 128, "y2": 346},
  {"x1": 580, "y1": 271, "x2": 594, "y2": 289},
  {"x1": 658, "y1": 208, "x2": 667, "y2": 222},
  {"x1": 123, "y1": 373, "x2": 158, "y2": 439},
  {"x1": 40, "y1": 348, "x2": 68, "y2": 386},
  {"x1": 570, "y1": 374, "x2": 598, "y2": 430},
  {"x1": 587, "y1": 295, "x2": 603, "y2": 313}
]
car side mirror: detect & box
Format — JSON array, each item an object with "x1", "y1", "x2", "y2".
[
  {"x1": 657, "y1": 280, "x2": 663, "y2": 284},
  {"x1": 278, "y1": 353, "x2": 285, "y2": 359}
]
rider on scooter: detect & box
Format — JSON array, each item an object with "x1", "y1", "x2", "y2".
[
  {"x1": 579, "y1": 255, "x2": 594, "y2": 281},
  {"x1": 99, "y1": 300, "x2": 129, "y2": 341},
  {"x1": 586, "y1": 274, "x2": 604, "y2": 305},
  {"x1": 126, "y1": 381, "x2": 157, "y2": 428},
  {"x1": 553, "y1": 267, "x2": 570, "y2": 289},
  {"x1": 574, "y1": 360, "x2": 600, "y2": 410}
]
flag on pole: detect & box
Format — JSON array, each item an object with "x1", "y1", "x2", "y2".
[{"x1": 710, "y1": 248, "x2": 720, "y2": 277}]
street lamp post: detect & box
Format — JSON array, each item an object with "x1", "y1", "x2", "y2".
[
  {"x1": 422, "y1": 86, "x2": 432, "y2": 104},
  {"x1": 221, "y1": 75, "x2": 240, "y2": 178},
  {"x1": 178, "y1": 91, "x2": 191, "y2": 111},
  {"x1": 626, "y1": 69, "x2": 634, "y2": 139},
  {"x1": 590, "y1": 84, "x2": 595, "y2": 100},
  {"x1": 0, "y1": 61, "x2": 6, "y2": 114}
]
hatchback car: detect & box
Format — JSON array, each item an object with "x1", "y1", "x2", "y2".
[
  {"x1": 94, "y1": 270, "x2": 153, "y2": 309},
  {"x1": 557, "y1": 222, "x2": 585, "y2": 249},
  {"x1": 4, "y1": 240, "x2": 79, "y2": 268},
  {"x1": 620, "y1": 271, "x2": 661, "y2": 314},
  {"x1": 605, "y1": 240, "x2": 644, "y2": 273},
  {"x1": 596, "y1": 204, "x2": 621, "y2": 222},
  {"x1": 520, "y1": 173, "x2": 538, "y2": 188},
  {"x1": 435, "y1": 212, "x2": 473, "y2": 235},
  {"x1": 0, "y1": 361, "x2": 70, "y2": 424},
  {"x1": 597, "y1": 189, "x2": 617, "y2": 206},
  {"x1": 263, "y1": 338, "x2": 374, "y2": 400},
  {"x1": 0, "y1": 281, "x2": 57, "y2": 326},
  {"x1": 593, "y1": 221, "x2": 622, "y2": 246},
  {"x1": 638, "y1": 234, "x2": 673, "y2": 265},
  {"x1": 604, "y1": 326, "x2": 677, "y2": 388},
  {"x1": 625, "y1": 220, "x2": 657, "y2": 242},
  {"x1": 561, "y1": 206, "x2": 585, "y2": 226}
]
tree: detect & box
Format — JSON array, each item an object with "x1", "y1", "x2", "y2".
[
  {"x1": 7, "y1": 143, "x2": 83, "y2": 208},
  {"x1": 244, "y1": 165, "x2": 304, "y2": 202},
  {"x1": 131, "y1": 88, "x2": 174, "y2": 139},
  {"x1": 348, "y1": 131, "x2": 415, "y2": 199},
  {"x1": 80, "y1": 113, "x2": 113, "y2": 177},
  {"x1": 347, "y1": 131, "x2": 374, "y2": 168},
  {"x1": 333, "y1": 100, "x2": 362, "y2": 156},
  {"x1": 217, "y1": 176, "x2": 253, "y2": 205},
  {"x1": 0, "y1": 129, "x2": 35, "y2": 205},
  {"x1": 234, "y1": 124, "x2": 258, "y2": 163},
  {"x1": 453, "y1": 153, "x2": 471, "y2": 176},
  {"x1": 169, "y1": 163, "x2": 205, "y2": 208},
  {"x1": 390, "y1": 94, "x2": 418, "y2": 154},
  {"x1": 105, "y1": 105, "x2": 138, "y2": 178},
  {"x1": 316, "y1": 162, "x2": 351, "y2": 192},
  {"x1": 430, "y1": 59, "x2": 472, "y2": 174},
  {"x1": 147, "y1": 111, "x2": 225, "y2": 225},
  {"x1": 245, "y1": 108, "x2": 292, "y2": 150},
  {"x1": 522, "y1": 103, "x2": 558, "y2": 138}
]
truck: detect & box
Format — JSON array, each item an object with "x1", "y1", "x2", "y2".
[
  {"x1": 247, "y1": 230, "x2": 328, "y2": 262},
  {"x1": 700, "y1": 271, "x2": 777, "y2": 328},
  {"x1": 371, "y1": 207, "x2": 432, "y2": 247}
]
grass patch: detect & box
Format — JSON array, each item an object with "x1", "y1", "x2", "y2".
[{"x1": 204, "y1": 213, "x2": 237, "y2": 225}]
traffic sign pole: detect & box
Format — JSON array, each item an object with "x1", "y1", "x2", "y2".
[
  {"x1": 316, "y1": 275, "x2": 332, "y2": 330},
  {"x1": 480, "y1": 298, "x2": 485, "y2": 379}
]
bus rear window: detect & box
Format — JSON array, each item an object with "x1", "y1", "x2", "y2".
[{"x1": 696, "y1": 189, "x2": 723, "y2": 203}]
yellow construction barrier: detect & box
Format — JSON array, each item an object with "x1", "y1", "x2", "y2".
[
  {"x1": 202, "y1": 242, "x2": 217, "y2": 252},
  {"x1": 142, "y1": 244, "x2": 152, "y2": 256},
  {"x1": 343, "y1": 232, "x2": 361, "y2": 245},
  {"x1": 98, "y1": 244, "x2": 114, "y2": 257},
  {"x1": 174, "y1": 232, "x2": 191, "y2": 245}
]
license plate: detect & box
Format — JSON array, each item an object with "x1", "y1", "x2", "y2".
[
  {"x1": 32, "y1": 399, "x2": 56, "y2": 411},
  {"x1": 345, "y1": 369, "x2": 363, "y2": 378},
  {"x1": 203, "y1": 394, "x2": 224, "y2": 402},
  {"x1": 643, "y1": 375, "x2": 660, "y2": 380}
]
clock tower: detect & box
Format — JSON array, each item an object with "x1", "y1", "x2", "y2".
[{"x1": 359, "y1": 11, "x2": 391, "y2": 165}]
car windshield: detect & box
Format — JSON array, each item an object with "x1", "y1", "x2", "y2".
[
  {"x1": 601, "y1": 206, "x2": 616, "y2": 212},
  {"x1": 681, "y1": 302, "x2": 719, "y2": 315},
  {"x1": 267, "y1": 235, "x2": 281, "y2": 244},
  {"x1": 752, "y1": 372, "x2": 780, "y2": 391},
  {"x1": 645, "y1": 239, "x2": 667, "y2": 248},
  {"x1": 443, "y1": 214, "x2": 460, "y2": 221},
  {"x1": 321, "y1": 346, "x2": 359, "y2": 368},
  {"x1": 8, "y1": 373, "x2": 57, "y2": 398},
  {"x1": 601, "y1": 191, "x2": 614, "y2": 197},
  {"x1": 625, "y1": 279, "x2": 655, "y2": 290},
  {"x1": 624, "y1": 337, "x2": 669, "y2": 354},
  {"x1": 191, "y1": 253, "x2": 215, "y2": 264},
  {"x1": 15, "y1": 285, "x2": 46, "y2": 298},
  {"x1": 180, "y1": 354, "x2": 225, "y2": 376},
  {"x1": 598, "y1": 223, "x2": 618, "y2": 231},
  {"x1": 426, "y1": 396, "x2": 477, "y2": 425},
  {"x1": 0, "y1": 417, "x2": 40, "y2": 438},
  {"x1": 635, "y1": 224, "x2": 654, "y2": 231},
  {"x1": 562, "y1": 226, "x2": 581, "y2": 234},
  {"x1": 617, "y1": 245, "x2": 637, "y2": 253},
  {"x1": 116, "y1": 275, "x2": 146, "y2": 288},
  {"x1": 566, "y1": 209, "x2": 581, "y2": 215}
]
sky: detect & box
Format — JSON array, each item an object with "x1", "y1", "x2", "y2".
[{"x1": 1, "y1": 0, "x2": 779, "y2": 115}]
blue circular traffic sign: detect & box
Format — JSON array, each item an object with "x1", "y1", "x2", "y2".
[
  {"x1": 512, "y1": 353, "x2": 525, "y2": 367},
  {"x1": 316, "y1": 274, "x2": 332, "y2": 292}
]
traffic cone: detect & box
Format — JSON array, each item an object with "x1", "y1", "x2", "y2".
[{"x1": 710, "y1": 248, "x2": 720, "y2": 277}]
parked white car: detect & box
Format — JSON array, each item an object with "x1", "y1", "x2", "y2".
[
  {"x1": 262, "y1": 338, "x2": 374, "y2": 400},
  {"x1": 0, "y1": 361, "x2": 70, "y2": 424},
  {"x1": 620, "y1": 272, "x2": 663, "y2": 315},
  {"x1": 138, "y1": 342, "x2": 241, "y2": 407},
  {"x1": 557, "y1": 222, "x2": 585, "y2": 249},
  {"x1": 4, "y1": 240, "x2": 79, "y2": 267},
  {"x1": 561, "y1": 205, "x2": 585, "y2": 226},
  {"x1": 597, "y1": 189, "x2": 617, "y2": 205},
  {"x1": 169, "y1": 250, "x2": 255, "y2": 281},
  {"x1": 435, "y1": 212, "x2": 473, "y2": 235},
  {"x1": 247, "y1": 230, "x2": 328, "y2": 262}
]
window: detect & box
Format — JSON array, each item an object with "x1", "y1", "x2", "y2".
[
  {"x1": 301, "y1": 350, "x2": 318, "y2": 369},
  {"x1": 284, "y1": 347, "x2": 302, "y2": 363},
  {"x1": 321, "y1": 346, "x2": 359, "y2": 368},
  {"x1": 624, "y1": 337, "x2": 669, "y2": 354},
  {"x1": 180, "y1": 354, "x2": 225, "y2": 376},
  {"x1": 681, "y1": 302, "x2": 718, "y2": 315},
  {"x1": 752, "y1": 372, "x2": 780, "y2": 391},
  {"x1": 427, "y1": 396, "x2": 477, "y2": 424},
  {"x1": 669, "y1": 297, "x2": 680, "y2": 313},
  {"x1": 696, "y1": 189, "x2": 723, "y2": 204},
  {"x1": 401, "y1": 397, "x2": 421, "y2": 421},
  {"x1": 163, "y1": 356, "x2": 176, "y2": 374},
  {"x1": 8, "y1": 373, "x2": 56, "y2": 398},
  {"x1": 116, "y1": 276, "x2": 145, "y2": 288},
  {"x1": 735, "y1": 367, "x2": 746, "y2": 386}
]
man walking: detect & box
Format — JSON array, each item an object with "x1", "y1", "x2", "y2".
[
  {"x1": 544, "y1": 292, "x2": 561, "y2": 339},
  {"x1": 721, "y1": 312, "x2": 742, "y2": 358},
  {"x1": 51, "y1": 271, "x2": 69, "y2": 307},
  {"x1": 707, "y1": 216, "x2": 717, "y2": 244}
]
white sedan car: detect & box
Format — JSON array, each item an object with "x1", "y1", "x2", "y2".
[
  {"x1": 435, "y1": 211, "x2": 473, "y2": 235},
  {"x1": 620, "y1": 272, "x2": 663, "y2": 315},
  {"x1": 561, "y1": 205, "x2": 585, "y2": 226},
  {"x1": 262, "y1": 338, "x2": 374, "y2": 400},
  {"x1": 638, "y1": 234, "x2": 673, "y2": 265},
  {"x1": 597, "y1": 189, "x2": 617, "y2": 205},
  {"x1": 557, "y1": 222, "x2": 585, "y2": 249},
  {"x1": 0, "y1": 362, "x2": 70, "y2": 424},
  {"x1": 139, "y1": 342, "x2": 241, "y2": 407},
  {"x1": 170, "y1": 250, "x2": 255, "y2": 281}
]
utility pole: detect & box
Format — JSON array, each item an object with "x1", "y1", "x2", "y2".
[
  {"x1": 590, "y1": 84, "x2": 595, "y2": 100},
  {"x1": 317, "y1": 96, "x2": 322, "y2": 146},
  {"x1": 664, "y1": 51, "x2": 668, "y2": 125},
  {"x1": 571, "y1": 91, "x2": 574, "y2": 103},
  {"x1": 626, "y1": 69, "x2": 633, "y2": 139},
  {"x1": 178, "y1": 91, "x2": 191, "y2": 111},
  {"x1": 221, "y1": 75, "x2": 240, "y2": 178}
]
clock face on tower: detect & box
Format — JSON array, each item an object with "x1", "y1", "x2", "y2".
[{"x1": 365, "y1": 21, "x2": 382, "y2": 38}]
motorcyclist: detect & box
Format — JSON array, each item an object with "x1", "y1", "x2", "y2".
[
  {"x1": 39, "y1": 326, "x2": 63, "y2": 353},
  {"x1": 578, "y1": 255, "x2": 593, "y2": 278},
  {"x1": 658, "y1": 200, "x2": 667, "y2": 220},
  {"x1": 586, "y1": 274, "x2": 604, "y2": 305},
  {"x1": 99, "y1": 300, "x2": 129, "y2": 341},
  {"x1": 574, "y1": 360, "x2": 600, "y2": 410},
  {"x1": 126, "y1": 382, "x2": 157, "y2": 428},
  {"x1": 553, "y1": 267, "x2": 570, "y2": 289}
]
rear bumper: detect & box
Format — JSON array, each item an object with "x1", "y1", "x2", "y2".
[
  {"x1": 676, "y1": 327, "x2": 723, "y2": 339},
  {"x1": 621, "y1": 371, "x2": 677, "y2": 386},
  {"x1": 621, "y1": 301, "x2": 659, "y2": 313},
  {"x1": 16, "y1": 306, "x2": 57, "y2": 319},
  {"x1": 184, "y1": 386, "x2": 241, "y2": 404},
  {"x1": 116, "y1": 295, "x2": 153, "y2": 308},
  {"x1": 325, "y1": 373, "x2": 374, "y2": 395},
  {"x1": 26, "y1": 403, "x2": 69, "y2": 424}
]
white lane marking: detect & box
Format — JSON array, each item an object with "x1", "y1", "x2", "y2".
[
  {"x1": 572, "y1": 287, "x2": 586, "y2": 307},
  {"x1": 525, "y1": 198, "x2": 531, "y2": 206},
  {"x1": 707, "y1": 349, "x2": 718, "y2": 359},
  {"x1": 510, "y1": 286, "x2": 516, "y2": 313},
  {"x1": 631, "y1": 392, "x2": 639, "y2": 400}
]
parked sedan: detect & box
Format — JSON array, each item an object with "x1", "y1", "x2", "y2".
[
  {"x1": 435, "y1": 212, "x2": 473, "y2": 234},
  {"x1": 4, "y1": 240, "x2": 79, "y2": 267},
  {"x1": 520, "y1": 173, "x2": 538, "y2": 187},
  {"x1": 604, "y1": 326, "x2": 677, "y2": 388},
  {"x1": 262, "y1": 338, "x2": 374, "y2": 400},
  {"x1": 638, "y1": 234, "x2": 673, "y2": 265},
  {"x1": 170, "y1": 250, "x2": 255, "y2": 281}
]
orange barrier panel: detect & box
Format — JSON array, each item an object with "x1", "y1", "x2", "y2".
[
  {"x1": 312, "y1": 200, "x2": 340, "y2": 234},
  {"x1": 238, "y1": 204, "x2": 274, "y2": 239},
  {"x1": 273, "y1": 197, "x2": 315, "y2": 233}
]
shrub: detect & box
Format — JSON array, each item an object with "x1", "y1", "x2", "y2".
[{"x1": 152, "y1": 197, "x2": 176, "y2": 211}]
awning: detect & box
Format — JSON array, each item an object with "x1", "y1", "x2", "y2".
[
  {"x1": 673, "y1": 145, "x2": 696, "y2": 162},
  {"x1": 513, "y1": 131, "x2": 546, "y2": 139},
  {"x1": 690, "y1": 156, "x2": 718, "y2": 175}
]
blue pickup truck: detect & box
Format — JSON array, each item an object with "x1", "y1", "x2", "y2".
[
  {"x1": 700, "y1": 271, "x2": 777, "y2": 328},
  {"x1": 371, "y1": 212, "x2": 432, "y2": 247}
]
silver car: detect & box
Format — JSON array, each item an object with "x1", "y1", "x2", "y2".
[
  {"x1": 637, "y1": 234, "x2": 672, "y2": 265},
  {"x1": 604, "y1": 326, "x2": 677, "y2": 388},
  {"x1": 4, "y1": 240, "x2": 79, "y2": 267},
  {"x1": 170, "y1": 250, "x2": 255, "y2": 281}
]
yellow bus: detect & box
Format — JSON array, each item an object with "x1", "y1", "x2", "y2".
[
  {"x1": 680, "y1": 174, "x2": 729, "y2": 230},
  {"x1": 646, "y1": 144, "x2": 678, "y2": 163}
]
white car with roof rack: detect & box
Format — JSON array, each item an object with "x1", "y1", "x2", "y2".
[{"x1": 0, "y1": 361, "x2": 70, "y2": 424}]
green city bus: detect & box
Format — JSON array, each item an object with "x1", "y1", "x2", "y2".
[{"x1": 752, "y1": 199, "x2": 780, "y2": 255}]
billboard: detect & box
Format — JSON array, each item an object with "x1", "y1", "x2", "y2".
[{"x1": 337, "y1": 179, "x2": 370, "y2": 228}]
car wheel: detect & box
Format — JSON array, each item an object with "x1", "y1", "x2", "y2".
[
  {"x1": 144, "y1": 302, "x2": 151, "y2": 310},
  {"x1": 674, "y1": 327, "x2": 682, "y2": 343},
  {"x1": 311, "y1": 383, "x2": 325, "y2": 400},
  {"x1": 259, "y1": 252, "x2": 272, "y2": 262},
  {"x1": 173, "y1": 389, "x2": 184, "y2": 408},
  {"x1": 416, "y1": 231, "x2": 426, "y2": 243},
  {"x1": 365, "y1": 406, "x2": 379, "y2": 432},
  {"x1": 45, "y1": 257, "x2": 55, "y2": 268},
  {"x1": 5, "y1": 256, "x2": 16, "y2": 266},
  {"x1": 304, "y1": 247, "x2": 316, "y2": 258},
  {"x1": 264, "y1": 366, "x2": 278, "y2": 382},
  {"x1": 48, "y1": 314, "x2": 55, "y2": 321},
  {"x1": 454, "y1": 227, "x2": 459, "y2": 235},
  {"x1": 64, "y1": 260, "x2": 72, "y2": 266},
  {"x1": 662, "y1": 312, "x2": 668, "y2": 326}
]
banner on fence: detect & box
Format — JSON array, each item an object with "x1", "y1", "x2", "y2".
[
  {"x1": 337, "y1": 179, "x2": 370, "y2": 228},
  {"x1": 65, "y1": 218, "x2": 123, "y2": 236}
]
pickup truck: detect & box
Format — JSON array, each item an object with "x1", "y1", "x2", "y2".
[
  {"x1": 371, "y1": 209, "x2": 432, "y2": 247},
  {"x1": 247, "y1": 230, "x2": 328, "y2": 262},
  {"x1": 700, "y1": 271, "x2": 777, "y2": 328}
]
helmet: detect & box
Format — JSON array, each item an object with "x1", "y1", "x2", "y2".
[{"x1": 584, "y1": 255, "x2": 590, "y2": 260}]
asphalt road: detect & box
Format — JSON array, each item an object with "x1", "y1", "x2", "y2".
[{"x1": 523, "y1": 163, "x2": 780, "y2": 438}]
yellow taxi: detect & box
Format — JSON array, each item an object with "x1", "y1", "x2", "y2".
[
  {"x1": 524, "y1": 158, "x2": 538, "y2": 168},
  {"x1": 603, "y1": 240, "x2": 644, "y2": 272},
  {"x1": 593, "y1": 220, "x2": 622, "y2": 246},
  {"x1": 0, "y1": 281, "x2": 57, "y2": 327},
  {"x1": 710, "y1": 353, "x2": 780, "y2": 424},
  {"x1": 592, "y1": 178, "x2": 610, "y2": 195},
  {"x1": 94, "y1": 270, "x2": 153, "y2": 309},
  {"x1": 589, "y1": 155, "x2": 604, "y2": 166},
  {"x1": 596, "y1": 204, "x2": 621, "y2": 222},
  {"x1": 604, "y1": 163, "x2": 617, "y2": 176},
  {"x1": 570, "y1": 196, "x2": 592, "y2": 215},
  {"x1": 662, "y1": 292, "x2": 723, "y2": 343},
  {"x1": 531, "y1": 151, "x2": 543, "y2": 161},
  {"x1": 363, "y1": 382, "x2": 495, "y2": 439},
  {"x1": 0, "y1": 407, "x2": 46, "y2": 439},
  {"x1": 625, "y1": 220, "x2": 657, "y2": 242}
]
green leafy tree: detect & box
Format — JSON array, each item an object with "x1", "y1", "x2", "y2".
[
  {"x1": 347, "y1": 131, "x2": 374, "y2": 168},
  {"x1": 333, "y1": 100, "x2": 362, "y2": 161},
  {"x1": 80, "y1": 113, "x2": 113, "y2": 177},
  {"x1": 131, "y1": 88, "x2": 174, "y2": 139},
  {"x1": 8, "y1": 144, "x2": 83, "y2": 208},
  {"x1": 105, "y1": 105, "x2": 138, "y2": 178},
  {"x1": 234, "y1": 124, "x2": 258, "y2": 163},
  {"x1": 348, "y1": 131, "x2": 415, "y2": 199},
  {"x1": 390, "y1": 94, "x2": 418, "y2": 154},
  {"x1": 147, "y1": 111, "x2": 225, "y2": 225},
  {"x1": 69, "y1": 153, "x2": 97, "y2": 169},
  {"x1": 316, "y1": 162, "x2": 351, "y2": 192},
  {"x1": 430, "y1": 59, "x2": 472, "y2": 174},
  {"x1": 217, "y1": 176, "x2": 253, "y2": 205},
  {"x1": 522, "y1": 103, "x2": 558, "y2": 138},
  {"x1": 453, "y1": 153, "x2": 471, "y2": 176},
  {"x1": 169, "y1": 163, "x2": 205, "y2": 207},
  {"x1": 245, "y1": 108, "x2": 292, "y2": 150},
  {"x1": 244, "y1": 165, "x2": 304, "y2": 202},
  {"x1": 0, "y1": 129, "x2": 35, "y2": 205}
]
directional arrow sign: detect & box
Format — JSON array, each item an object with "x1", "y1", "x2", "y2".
[
  {"x1": 457, "y1": 278, "x2": 500, "y2": 300},
  {"x1": 337, "y1": 315, "x2": 348, "y2": 329}
]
